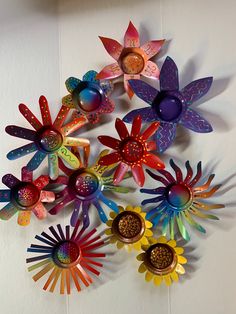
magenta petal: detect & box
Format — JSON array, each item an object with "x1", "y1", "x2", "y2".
[
  {"x1": 155, "y1": 122, "x2": 177, "y2": 153},
  {"x1": 181, "y1": 77, "x2": 213, "y2": 105},
  {"x1": 124, "y1": 21, "x2": 140, "y2": 48},
  {"x1": 160, "y1": 56, "x2": 179, "y2": 91},
  {"x1": 131, "y1": 164, "x2": 145, "y2": 187},
  {"x1": 99, "y1": 36, "x2": 123, "y2": 60},
  {"x1": 123, "y1": 107, "x2": 159, "y2": 123},
  {"x1": 179, "y1": 108, "x2": 213, "y2": 133},
  {"x1": 128, "y1": 79, "x2": 158, "y2": 104}
]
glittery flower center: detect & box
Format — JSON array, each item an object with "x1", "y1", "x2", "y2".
[
  {"x1": 153, "y1": 94, "x2": 182, "y2": 122},
  {"x1": 149, "y1": 244, "x2": 174, "y2": 269},
  {"x1": 78, "y1": 87, "x2": 101, "y2": 112},
  {"x1": 12, "y1": 182, "x2": 40, "y2": 208},
  {"x1": 37, "y1": 127, "x2": 63, "y2": 152},
  {"x1": 120, "y1": 138, "x2": 144, "y2": 163},
  {"x1": 121, "y1": 52, "x2": 144, "y2": 74},
  {"x1": 166, "y1": 184, "x2": 191, "y2": 208},
  {"x1": 69, "y1": 169, "x2": 100, "y2": 198},
  {"x1": 54, "y1": 241, "x2": 80, "y2": 266}
]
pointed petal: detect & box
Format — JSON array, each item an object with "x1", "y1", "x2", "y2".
[
  {"x1": 53, "y1": 105, "x2": 70, "y2": 129},
  {"x1": 98, "y1": 96, "x2": 115, "y2": 114},
  {"x1": 27, "y1": 151, "x2": 46, "y2": 171},
  {"x1": 0, "y1": 203, "x2": 18, "y2": 220},
  {"x1": 2, "y1": 174, "x2": 20, "y2": 188},
  {"x1": 179, "y1": 108, "x2": 213, "y2": 133},
  {"x1": 96, "y1": 63, "x2": 123, "y2": 80},
  {"x1": 124, "y1": 74, "x2": 139, "y2": 98},
  {"x1": 184, "y1": 160, "x2": 193, "y2": 184},
  {"x1": 181, "y1": 77, "x2": 213, "y2": 105},
  {"x1": 128, "y1": 79, "x2": 158, "y2": 104},
  {"x1": 143, "y1": 153, "x2": 165, "y2": 170},
  {"x1": 131, "y1": 115, "x2": 142, "y2": 136},
  {"x1": 142, "y1": 121, "x2": 160, "y2": 140},
  {"x1": 97, "y1": 136, "x2": 120, "y2": 150},
  {"x1": 7, "y1": 142, "x2": 37, "y2": 160},
  {"x1": 183, "y1": 211, "x2": 206, "y2": 233},
  {"x1": 155, "y1": 122, "x2": 177, "y2": 153},
  {"x1": 141, "y1": 39, "x2": 165, "y2": 59},
  {"x1": 0, "y1": 190, "x2": 11, "y2": 202},
  {"x1": 123, "y1": 107, "x2": 159, "y2": 123},
  {"x1": 98, "y1": 152, "x2": 121, "y2": 166},
  {"x1": 115, "y1": 118, "x2": 129, "y2": 139},
  {"x1": 176, "y1": 214, "x2": 190, "y2": 241},
  {"x1": 58, "y1": 146, "x2": 80, "y2": 169},
  {"x1": 160, "y1": 56, "x2": 179, "y2": 91},
  {"x1": 39, "y1": 95, "x2": 52, "y2": 126},
  {"x1": 138, "y1": 262, "x2": 147, "y2": 273},
  {"x1": 170, "y1": 271, "x2": 179, "y2": 282},
  {"x1": 65, "y1": 77, "x2": 81, "y2": 93},
  {"x1": 170, "y1": 159, "x2": 183, "y2": 182},
  {"x1": 175, "y1": 263, "x2": 185, "y2": 275},
  {"x1": 62, "y1": 94, "x2": 74, "y2": 108},
  {"x1": 32, "y1": 203, "x2": 47, "y2": 220},
  {"x1": 113, "y1": 162, "x2": 129, "y2": 185},
  {"x1": 141, "y1": 61, "x2": 160, "y2": 79},
  {"x1": 99, "y1": 36, "x2": 123, "y2": 60},
  {"x1": 48, "y1": 154, "x2": 59, "y2": 180},
  {"x1": 6, "y1": 125, "x2": 36, "y2": 141},
  {"x1": 18, "y1": 211, "x2": 31, "y2": 226},
  {"x1": 132, "y1": 164, "x2": 145, "y2": 186},
  {"x1": 19, "y1": 103, "x2": 42, "y2": 130},
  {"x1": 124, "y1": 21, "x2": 139, "y2": 47},
  {"x1": 154, "y1": 275, "x2": 162, "y2": 286},
  {"x1": 82, "y1": 70, "x2": 98, "y2": 82}
]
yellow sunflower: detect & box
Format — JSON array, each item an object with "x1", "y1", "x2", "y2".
[
  {"x1": 137, "y1": 236, "x2": 187, "y2": 286},
  {"x1": 105, "y1": 205, "x2": 153, "y2": 251}
]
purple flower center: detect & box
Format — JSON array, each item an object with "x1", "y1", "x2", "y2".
[{"x1": 153, "y1": 94, "x2": 183, "y2": 122}]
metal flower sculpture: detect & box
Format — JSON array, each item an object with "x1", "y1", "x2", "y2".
[
  {"x1": 0, "y1": 167, "x2": 54, "y2": 226},
  {"x1": 62, "y1": 70, "x2": 115, "y2": 124},
  {"x1": 123, "y1": 56, "x2": 213, "y2": 152},
  {"x1": 96, "y1": 21, "x2": 165, "y2": 98},
  {"x1": 26, "y1": 221, "x2": 106, "y2": 294},
  {"x1": 98, "y1": 115, "x2": 165, "y2": 187},
  {"x1": 141, "y1": 159, "x2": 224, "y2": 241},
  {"x1": 49, "y1": 148, "x2": 129, "y2": 228},
  {"x1": 6, "y1": 96, "x2": 89, "y2": 179},
  {"x1": 137, "y1": 236, "x2": 187, "y2": 286}
]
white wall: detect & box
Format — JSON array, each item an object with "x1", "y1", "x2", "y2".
[{"x1": 0, "y1": 0, "x2": 236, "y2": 313}]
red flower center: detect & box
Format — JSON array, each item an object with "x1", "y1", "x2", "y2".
[
  {"x1": 12, "y1": 182, "x2": 40, "y2": 208},
  {"x1": 120, "y1": 138, "x2": 144, "y2": 163},
  {"x1": 37, "y1": 127, "x2": 63, "y2": 153},
  {"x1": 121, "y1": 52, "x2": 144, "y2": 74}
]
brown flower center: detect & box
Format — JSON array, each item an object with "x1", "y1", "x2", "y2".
[{"x1": 121, "y1": 52, "x2": 144, "y2": 74}]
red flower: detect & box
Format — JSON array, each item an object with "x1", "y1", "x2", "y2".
[{"x1": 98, "y1": 116, "x2": 165, "y2": 186}]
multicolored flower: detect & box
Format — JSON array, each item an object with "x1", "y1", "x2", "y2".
[
  {"x1": 96, "y1": 21, "x2": 165, "y2": 98},
  {"x1": 49, "y1": 149, "x2": 129, "y2": 228},
  {"x1": 26, "y1": 221, "x2": 106, "y2": 294},
  {"x1": 6, "y1": 96, "x2": 89, "y2": 179},
  {"x1": 141, "y1": 159, "x2": 224, "y2": 241},
  {"x1": 98, "y1": 115, "x2": 165, "y2": 187},
  {"x1": 105, "y1": 205, "x2": 153, "y2": 251},
  {"x1": 123, "y1": 56, "x2": 213, "y2": 152},
  {"x1": 137, "y1": 236, "x2": 187, "y2": 286},
  {"x1": 62, "y1": 70, "x2": 115, "y2": 124},
  {"x1": 0, "y1": 167, "x2": 54, "y2": 226}
]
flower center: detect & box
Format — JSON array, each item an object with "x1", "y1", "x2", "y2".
[
  {"x1": 121, "y1": 52, "x2": 144, "y2": 74},
  {"x1": 153, "y1": 95, "x2": 182, "y2": 122},
  {"x1": 112, "y1": 211, "x2": 145, "y2": 243},
  {"x1": 38, "y1": 127, "x2": 63, "y2": 153},
  {"x1": 54, "y1": 241, "x2": 80, "y2": 266},
  {"x1": 149, "y1": 244, "x2": 174, "y2": 269},
  {"x1": 12, "y1": 182, "x2": 40, "y2": 208},
  {"x1": 120, "y1": 139, "x2": 143, "y2": 163},
  {"x1": 78, "y1": 87, "x2": 101, "y2": 112},
  {"x1": 69, "y1": 170, "x2": 100, "y2": 198},
  {"x1": 166, "y1": 184, "x2": 191, "y2": 208}
]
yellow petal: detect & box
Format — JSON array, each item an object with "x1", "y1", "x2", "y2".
[
  {"x1": 178, "y1": 255, "x2": 187, "y2": 264},
  {"x1": 149, "y1": 237, "x2": 158, "y2": 245},
  {"x1": 141, "y1": 237, "x2": 149, "y2": 245},
  {"x1": 167, "y1": 239, "x2": 176, "y2": 248},
  {"x1": 125, "y1": 205, "x2": 133, "y2": 211},
  {"x1": 140, "y1": 212, "x2": 146, "y2": 219},
  {"x1": 145, "y1": 221, "x2": 153, "y2": 229},
  {"x1": 109, "y1": 211, "x2": 117, "y2": 219},
  {"x1": 170, "y1": 271, "x2": 179, "y2": 282},
  {"x1": 105, "y1": 229, "x2": 112, "y2": 235},
  {"x1": 175, "y1": 263, "x2": 185, "y2": 275},
  {"x1": 174, "y1": 247, "x2": 184, "y2": 255},
  {"x1": 126, "y1": 245, "x2": 132, "y2": 253},
  {"x1": 157, "y1": 236, "x2": 167, "y2": 243},
  {"x1": 106, "y1": 220, "x2": 113, "y2": 227},
  {"x1": 110, "y1": 236, "x2": 117, "y2": 244},
  {"x1": 163, "y1": 275, "x2": 172, "y2": 286},
  {"x1": 154, "y1": 275, "x2": 162, "y2": 286},
  {"x1": 133, "y1": 241, "x2": 142, "y2": 251},
  {"x1": 144, "y1": 229, "x2": 153, "y2": 237},
  {"x1": 145, "y1": 271, "x2": 154, "y2": 282},
  {"x1": 138, "y1": 262, "x2": 147, "y2": 273},
  {"x1": 133, "y1": 206, "x2": 142, "y2": 213},
  {"x1": 136, "y1": 253, "x2": 146, "y2": 261},
  {"x1": 118, "y1": 206, "x2": 124, "y2": 212},
  {"x1": 117, "y1": 241, "x2": 125, "y2": 249}
]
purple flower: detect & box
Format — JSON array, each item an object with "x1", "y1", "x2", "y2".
[{"x1": 123, "y1": 56, "x2": 213, "y2": 152}]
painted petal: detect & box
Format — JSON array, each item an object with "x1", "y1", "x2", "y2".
[
  {"x1": 49, "y1": 193, "x2": 73, "y2": 215},
  {"x1": 160, "y1": 56, "x2": 179, "y2": 91},
  {"x1": 142, "y1": 121, "x2": 160, "y2": 140},
  {"x1": 181, "y1": 77, "x2": 213, "y2": 105},
  {"x1": 115, "y1": 118, "x2": 129, "y2": 140},
  {"x1": 0, "y1": 190, "x2": 11, "y2": 202},
  {"x1": 53, "y1": 105, "x2": 70, "y2": 129},
  {"x1": 0, "y1": 202, "x2": 18, "y2": 220},
  {"x1": 82, "y1": 70, "x2": 98, "y2": 82},
  {"x1": 140, "y1": 187, "x2": 166, "y2": 195},
  {"x1": 64, "y1": 137, "x2": 90, "y2": 147},
  {"x1": 98, "y1": 152, "x2": 121, "y2": 166},
  {"x1": 96, "y1": 63, "x2": 123, "y2": 80},
  {"x1": 39, "y1": 96, "x2": 52, "y2": 126},
  {"x1": 21, "y1": 166, "x2": 33, "y2": 182},
  {"x1": 62, "y1": 95, "x2": 74, "y2": 108},
  {"x1": 141, "y1": 40, "x2": 165, "y2": 59},
  {"x1": 48, "y1": 154, "x2": 59, "y2": 180},
  {"x1": 113, "y1": 162, "x2": 129, "y2": 185},
  {"x1": 141, "y1": 61, "x2": 160, "y2": 79},
  {"x1": 143, "y1": 153, "x2": 165, "y2": 169},
  {"x1": 131, "y1": 164, "x2": 145, "y2": 186},
  {"x1": 40, "y1": 191, "x2": 55, "y2": 203},
  {"x1": 170, "y1": 159, "x2": 183, "y2": 182},
  {"x1": 155, "y1": 122, "x2": 177, "y2": 153},
  {"x1": 179, "y1": 108, "x2": 213, "y2": 133},
  {"x1": 70, "y1": 201, "x2": 81, "y2": 227},
  {"x1": 98, "y1": 96, "x2": 115, "y2": 113},
  {"x1": 146, "y1": 169, "x2": 170, "y2": 186},
  {"x1": 2, "y1": 174, "x2": 20, "y2": 188},
  {"x1": 99, "y1": 194, "x2": 119, "y2": 213},
  {"x1": 19, "y1": 104, "x2": 42, "y2": 130},
  {"x1": 124, "y1": 74, "x2": 139, "y2": 98},
  {"x1": 27, "y1": 151, "x2": 46, "y2": 171},
  {"x1": 97, "y1": 136, "x2": 120, "y2": 150},
  {"x1": 65, "y1": 77, "x2": 81, "y2": 93},
  {"x1": 61, "y1": 116, "x2": 87, "y2": 136},
  {"x1": 32, "y1": 203, "x2": 47, "y2": 220},
  {"x1": 124, "y1": 21, "x2": 140, "y2": 47},
  {"x1": 82, "y1": 202, "x2": 90, "y2": 228},
  {"x1": 7, "y1": 142, "x2": 37, "y2": 160},
  {"x1": 131, "y1": 115, "x2": 142, "y2": 136},
  {"x1": 123, "y1": 107, "x2": 159, "y2": 123},
  {"x1": 99, "y1": 36, "x2": 123, "y2": 60},
  {"x1": 93, "y1": 201, "x2": 108, "y2": 223},
  {"x1": 6, "y1": 125, "x2": 36, "y2": 141},
  {"x1": 18, "y1": 211, "x2": 31, "y2": 226},
  {"x1": 58, "y1": 146, "x2": 80, "y2": 169},
  {"x1": 128, "y1": 79, "x2": 158, "y2": 104},
  {"x1": 176, "y1": 214, "x2": 190, "y2": 241},
  {"x1": 33, "y1": 175, "x2": 49, "y2": 190}
]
